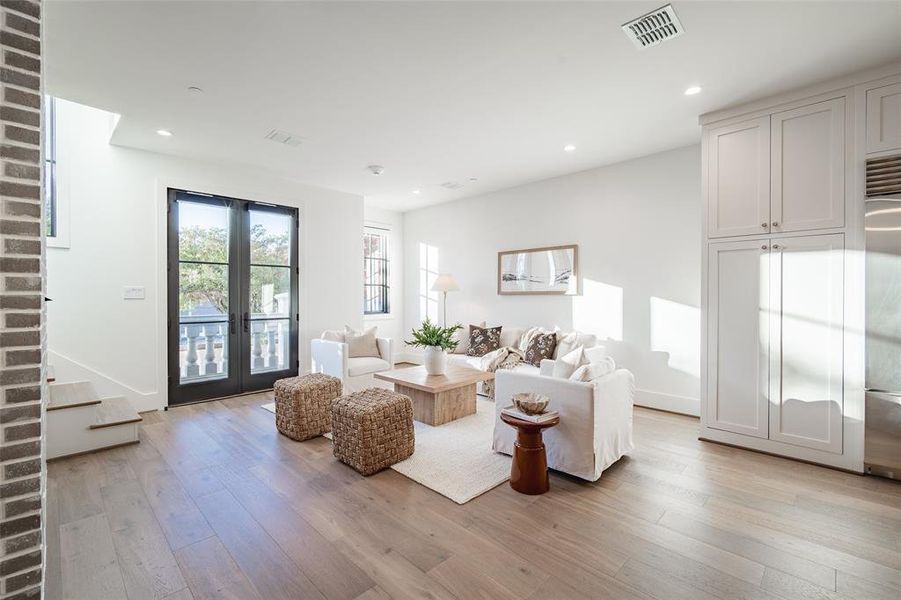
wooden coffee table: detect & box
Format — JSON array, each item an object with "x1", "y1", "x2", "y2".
[
  {"x1": 374, "y1": 365, "x2": 494, "y2": 426},
  {"x1": 500, "y1": 412, "x2": 560, "y2": 495}
]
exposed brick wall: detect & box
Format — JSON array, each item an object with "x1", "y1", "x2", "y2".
[{"x1": 0, "y1": 1, "x2": 41, "y2": 598}]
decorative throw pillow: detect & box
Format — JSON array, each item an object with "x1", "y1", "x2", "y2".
[
  {"x1": 552, "y1": 346, "x2": 588, "y2": 379},
  {"x1": 525, "y1": 332, "x2": 557, "y2": 366},
  {"x1": 454, "y1": 321, "x2": 486, "y2": 354},
  {"x1": 467, "y1": 325, "x2": 502, "y2": 357},
  {"x1": 519, "y1": 326, "x2": 549, "y2": 351},
  {"x1": 570, "y1": 356, "x2": 616, "y2": 382},
  {"x1": 554, "y1": 331, "x2": 581, "y2": 358},
  {"x1": 344, "y1": 325, "x2": 380, "y2": 358},
  {"x1": 321, "y1": 330, "x2": 345, "y2": 343}
]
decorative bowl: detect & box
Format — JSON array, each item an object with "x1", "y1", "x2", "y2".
[{"x1": 512, "y1": 393, "x2": 550, "y2": 415}]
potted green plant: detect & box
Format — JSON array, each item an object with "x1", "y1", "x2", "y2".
[{"x1": 406, "y1": 318, "x2": 462, "y2": 375}]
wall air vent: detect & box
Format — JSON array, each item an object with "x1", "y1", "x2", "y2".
[
  {"x1": 622, "y1": 4, "x2": 684, "y2": 49},
  {"x1": 440, "y1": 181, "x2": 464, "y2": 190},
  {"x1": 264, "y1": 129, "x2": 303, "y2": 147},
  {"x1": 866, "y1": 154, "x2": 901, "y2": 198}
]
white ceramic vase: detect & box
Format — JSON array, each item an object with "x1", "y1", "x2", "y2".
[{"x1": 423, "y1": 346, "x2": 448, "y2": 375}]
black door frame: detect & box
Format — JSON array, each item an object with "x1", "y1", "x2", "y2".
[{"x1": 167, "y1": 189, "x2": 299, "y2": 406}]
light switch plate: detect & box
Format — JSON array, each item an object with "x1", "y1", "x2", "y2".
[{"x1": 123, "y1": 286, "x2": 145, "y2": 300}]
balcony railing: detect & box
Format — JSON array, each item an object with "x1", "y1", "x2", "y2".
[{"x1": 178, "y1": 314, "x2": 290, "y2": 383}]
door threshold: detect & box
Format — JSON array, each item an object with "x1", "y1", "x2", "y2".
[{"x1": 167, "y1": 387, "x2": 274, "y2": 409}]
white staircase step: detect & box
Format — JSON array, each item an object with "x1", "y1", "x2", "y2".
[
  {"x1": 48, "y1": 381, "x2": 101, "y2": 411},
  {"x1": 46, "y1": 382, "x2": 142, "y2": 460},
  {"x1": 90, "y1": 397, "x2": 142, "y2": 429}
]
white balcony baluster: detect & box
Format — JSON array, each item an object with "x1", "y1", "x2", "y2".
[
  {"x1": 203, "y1": 324, "x2": 219, "y2": 375},
  {"x1": 184, "y1": 324, "x2": 202, "y2": 378},
  {"x1": 280, "y1": 321, "x2": 290, "y2": 372},
  {"x1": 251, "y1": 321, "x2": 266, "y2": 370},
  {"x1": 266, "y1": 323, "x2": 278, "y2": 369}
]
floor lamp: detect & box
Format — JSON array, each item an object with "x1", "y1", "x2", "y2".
[{"x1": 431, "y1": 274, "x2": 460, "y2": 327}]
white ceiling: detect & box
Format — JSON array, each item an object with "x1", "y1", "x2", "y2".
[{"x1": 46, "y1": 1, "x2": 901, "y2": 212}]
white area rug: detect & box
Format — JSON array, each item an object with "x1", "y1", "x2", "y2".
[{"x1": 261, "y1": 397, "x2": 510, "y2": 504}]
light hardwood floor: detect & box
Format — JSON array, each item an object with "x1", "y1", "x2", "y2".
[{"x1": 46, "y1": 393, "x2": 901, "y2": 600}]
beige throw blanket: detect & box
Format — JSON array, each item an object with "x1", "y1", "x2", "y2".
[{"x1": 480, "y1": 346, "x2": 525, "y2": 399}]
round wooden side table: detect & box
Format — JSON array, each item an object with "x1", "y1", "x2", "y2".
[{"x1": 500, "y1": 412, "x2": 560, "y2": 495}]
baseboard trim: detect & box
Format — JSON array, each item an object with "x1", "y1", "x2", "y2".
[
  {"x1": 699, "y1": 437, "x2": 862, "y2": 475},
  {"x1": 634, "y1": 388, "x2": 699, "y2": 417}
]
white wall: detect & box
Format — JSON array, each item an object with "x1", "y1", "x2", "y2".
[
  {"x1": 363, "y1": 206, "x2": 405, "y2": 358},
  {"x1": 47, "y1": 99, "x2": 364, "y2": 411},
  {"x1": 403, "y1": 145, "x2": 702, "y2": 415}
]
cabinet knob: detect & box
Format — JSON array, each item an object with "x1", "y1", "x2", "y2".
[
  {"x1": 772, "y1": 221, "x2": 780, "y2": 227},
  {"x1": 761, "y1": 245, "x2": 768, "y2": 250},
  {"x1": 761, "y1": 223, "x2": 769, "y2": 228},
  {"x1": 772, "y1": 244, "x2": 781, "y2": 250}
]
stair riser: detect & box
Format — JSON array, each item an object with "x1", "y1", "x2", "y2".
[{"x1": 47, "y1": 407, "x2": 138, "y2": 460}]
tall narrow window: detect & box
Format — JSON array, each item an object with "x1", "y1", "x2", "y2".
[
  {"x1": 363, "y1": 227, "x2": 390, "y2": 315},
  {"x1": 44, "y1": 96, "x2": 57, "y2": 238}
]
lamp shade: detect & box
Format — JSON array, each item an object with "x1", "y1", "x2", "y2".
[{"x1": 431, "y1": 273, "x2": 460, "y2": 293}]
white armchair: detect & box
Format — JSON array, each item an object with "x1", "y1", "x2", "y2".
[
  {"x1": 310, "y1": 334, "x2": 394, "y2": 392},
  {"x1": 493, "y1": 367, "x2": 634, "y2": 482}
]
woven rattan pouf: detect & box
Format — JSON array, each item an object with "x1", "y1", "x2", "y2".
[
  {"x1": 331, "y1": 388, "x2": 415, "y2": 476},
  {"x1": 274, "y1": 373, "x2": 342, "y2": 441}
]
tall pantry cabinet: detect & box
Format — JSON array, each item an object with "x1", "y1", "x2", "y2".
[{"x1": 700, "y1": 63, "x2": 901, "y2": 471}]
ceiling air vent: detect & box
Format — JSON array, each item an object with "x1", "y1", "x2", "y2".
[
  {"x1": 264, "y1": 129, "x2": 303, "y2": 147},
  {"x1": 440, "y1": 181, "x2": 464, "y2": 190},
  {"x1": 866, "y1": 154, "x2": 901, "y2": 198},
  {"x1": 622, "y1": 4, "x2": 684, "y2": 49}
]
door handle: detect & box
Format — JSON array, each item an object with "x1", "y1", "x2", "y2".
[
  {"x1": 243, "y1": 312, "x2": 250, "y2": 333},
  {"x1": 229, "y1": 313, "x2": 236, "y2": 335}
]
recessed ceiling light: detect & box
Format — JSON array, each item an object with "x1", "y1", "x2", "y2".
[
  {"x1": 187, "y1": 86, "x2": 204, "y2": 94},
  {"x1": 412, "y1": 189, "x2": 421, "y2": 195},
  {"x1": 684, "y1": 86, "x2": 702, "y2": 96},
  {"x1": 469, "y1": 177, "x2": 478, "y2": 182},
  {"x1": 156, "y1": 129, "x2": 173, "y2": 137},
  {"x1": 564, "y1": 144, "x2": 576, "y2": 152}
]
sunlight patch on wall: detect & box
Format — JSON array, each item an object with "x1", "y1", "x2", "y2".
[
  {"x1": 419, "y1": 242, "x2": 439, "y2": 322},
  {"x1": 573, "y1": 279, "x2": 623, "y2": 341},
  {"x1": 650, "y1": 296, "x2": 700, "y2": 378}
]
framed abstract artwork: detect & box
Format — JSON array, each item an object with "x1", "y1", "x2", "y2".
[{"x1": 497, "y1": 244, "x2": 579, "y2": 295}]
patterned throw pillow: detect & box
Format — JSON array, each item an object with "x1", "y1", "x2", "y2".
[
  {"x1": 467, "y1": 325, "x2": 502, "y2": 356},
  {"x1": 525, "y1": 332, "x2": 557, "y2": 366}
]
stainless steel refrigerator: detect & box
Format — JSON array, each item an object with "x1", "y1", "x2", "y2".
[{"x1": 865, "y1": 196, "x2": 901, "y2": 479}]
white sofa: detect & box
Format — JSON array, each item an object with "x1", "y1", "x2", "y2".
[
  {"x1": 447, "y1": 326, "x2": 604, "y2": 389},
  {"x1": 310, "y1": 331, "x2": 394, "y2": 392},
  {"x1": 492, "y1": 365, "x2": 634, "y2": 482}
]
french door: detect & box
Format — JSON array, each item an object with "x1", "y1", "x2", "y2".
[{"x1": 167, "y1": 189, "x2": 299, "y2": 405}]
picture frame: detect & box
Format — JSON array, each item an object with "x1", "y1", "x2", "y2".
[{"x1": 497, "y1": 244, "x2": 579, "y2": 295}]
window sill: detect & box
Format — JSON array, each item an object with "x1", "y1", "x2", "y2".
[
  {"x1": 47, "y1": 235, "x2": 70, "y2": 249},
  {"x1": 363, "y1": 313, "x2": 395, "y2": 321}
]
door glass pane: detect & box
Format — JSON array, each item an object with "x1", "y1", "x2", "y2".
[
  {"x1": 177, "y1": 199, "x2": 230, "y2": 385},
  {"x1": 249, "y1": 319, "x2": 290, "y2": 374},
  {"x1": 249, "y1": 265, "x2": 290, "y2": 318},
  {"x1": 179, "y1": 263, "x2": 228, "y2": 318},
  {"x1": 179, "y1": 201, "x2": 229, "y2": 262},
  {"x1": 247, "y1": 208, "x2": 292, "y2": 376},
  {"x1": 249, "y1": 210, "x2": 291, "y2": 265},
  {"x1": 179, "y1": 321, "x2": 229, "y2": 383}
]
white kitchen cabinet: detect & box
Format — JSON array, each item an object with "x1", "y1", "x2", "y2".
[
  {"x1": 706, "y1": 239, "x2": 770, "y2": 438},
  {"x1": 771, "y1": 98, "x2": 845, "y2": 233},
  {"x1": 707, "y1": 117, "x2": 771, "y2": 238},
  {"x1": 707, "y1": 235, "x2": 845, "y2": 451},
  {"x1": 866, "y1": 82, "x2": 901, "y2": 154},
  {"x1": 768, "y1": 234, "x2": 844, "y2": 453}
]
